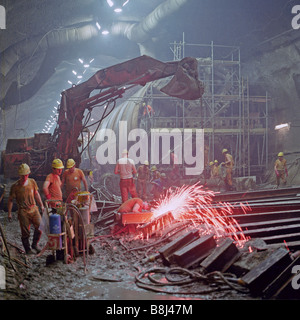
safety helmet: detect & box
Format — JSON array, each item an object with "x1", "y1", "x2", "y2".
[
  {"x1": 18, "y1": 163, "x2": 30, "y2": 175},
  {"x1": 214, "y1": 160, "x2": 219, "y2": 164},
  {"x1": 66, "y1": 158, "x2": 75, "y2": 169},
  {"x1": 209, "y1": 161, "x2": 214, "y2": 166},
  {"x1": 151, "y1": 165, "x2": 157, "y2": 171},
  {"x1": 52, "y1": 158, "x2": 64, "y2": 169},
  {"x1": 122, "y1": 149, "x2": 128, "y2": 155},
  {"x1": 144, "y1": 160, "x2": 149, "y2": 166},
  {"x1": 222, "y1": 149, "x2": 228, "y2": 154},
  {"x1": 278, "y1": 152, "x2": 284, "y2": 157},
  {"x1": 161, "y1": 173, "x2": 166, "y2": 178}
]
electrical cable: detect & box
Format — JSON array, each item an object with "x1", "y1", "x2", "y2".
[{"x1": 135, "y1": 266, "x2": 249, "y2": 296}]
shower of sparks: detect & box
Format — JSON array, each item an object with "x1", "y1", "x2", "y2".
[{"x1": 151, "y1": 183, "x2": 250, "y2": 247}]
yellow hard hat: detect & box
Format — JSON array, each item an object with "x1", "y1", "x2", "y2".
[
  {"x1": 151, "y1": 165, "x2": 157, "y2": 171},
  {"x1": 278, "y1": 152, "x2": 284, "y2": 157},
  {"x1": 209, "y1": 161, "x2": 214, "y2": 166},
  {"x1": 18, "y1": 163, "x2": 30, "y2": 175},
  {"x1": 222, "y1": 149, "x2": 228, "y2": 154},
  {"x1": 66, "y1": 158, "x2": 75, "y2": 169},
  {"x1": 214, "y1": 160, "x2": 218, "y2": 164},
  {"x1": 52, "y1": 158, "x2": 64, "y2": 169},
  {"x1": 144, "y1": 160, "x2": 149, "y2": 166}
]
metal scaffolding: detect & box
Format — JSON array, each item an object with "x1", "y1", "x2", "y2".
[{"x1": 141, "y1": 37, "x2": 270, "y2": 180}]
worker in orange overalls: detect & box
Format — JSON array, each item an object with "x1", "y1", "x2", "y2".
[
  {"x1": 274, "y1": 152, "x2": 288, "y2": 188},
  {"x1": 150, "y1": 165, "x2": 160, "y2": 182},
  {"x1": 209, "y1": 160, "x2": 220, "y2": 178},
  {"x1": 118, "y1": 198, "x2": 150, "y2": 214},
  {"x1": 43, "y1": 158, "x2": 64, "y2": 205},
  {"x1": 222, "y1": 149, "x2": 234, "y2": 191},
  {"x1": 143, "y1": 102, "x2": 154, "y2": 117},
  {"x1": 7, "y1": 164, "x2": 44, "y2": 254},
  {"x1": 114, "y1": 198, "x2": 151, "y2": 233},
  {"x1": 61, "y1": 158, "x2": 88, "y2": 202}
]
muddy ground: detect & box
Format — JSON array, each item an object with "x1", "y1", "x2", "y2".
[{"x1": 0, "y1": 210, "x2": 275, "y2": 301}]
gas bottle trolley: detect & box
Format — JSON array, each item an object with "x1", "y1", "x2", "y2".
[{"x1": 38, "y1": 199, "x2": 71, "y2": 264}]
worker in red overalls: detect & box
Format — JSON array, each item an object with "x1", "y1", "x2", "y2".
[{"x1": 114, "y1": 149, "x2": 138, "y2": 202}]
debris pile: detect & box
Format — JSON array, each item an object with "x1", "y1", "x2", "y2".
[{"x1": 1, "y1": 185, "x2": 300, "y2": 300}]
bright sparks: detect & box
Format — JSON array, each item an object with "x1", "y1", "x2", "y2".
[{"x1": 152, "y1": 183, "x2": 250, "y2": 247}]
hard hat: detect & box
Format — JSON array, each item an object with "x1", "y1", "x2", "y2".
[
  {"x1": 18, "y1": 163, "x2": 30, "y2": 175},
  {"x1": 66, "y1": 158, "x2": 75, "y2": 169},
  {"x1": 209, "y1": 161, "x2": 214, "y2": 166},
  {"x1": 52, "y1": 158, "x2": 64, "y2": 169},
  {"x1": 151, "y1": 165, "x2": 157, "y2": 171},
  {"x1": 278, "y1": 152, "x2": 284, "y2": 157},
  {"x1": 161, "y1": 173, "x2": 166, "y2": 178},
  {"x1": 214, "y1": 160, "x2": 219, "y2": 164},
  {"x1": 122, "y1": 149, "x2": 128, "y2": 155},
  {"x1": 222, "y1": 148, "x2": 228, "y2": 154},
  {"x1": 144, "y1": 160, "x2": 149, "y2": 166}
]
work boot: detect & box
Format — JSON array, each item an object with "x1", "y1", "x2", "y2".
[
  {"x1": 32, "y1": 229, "x2": 42, "y2": 253},
  {"x1": 21, "y1": 237, "x2": 34, "y2": 255}
]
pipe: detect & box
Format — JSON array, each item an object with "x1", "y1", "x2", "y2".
[
  {"x1": 111, "y1": 0, "x2": 188, "y2": 43},
  {"x1": 0, "y1": 23, "x2": 99, "y2": 106}
]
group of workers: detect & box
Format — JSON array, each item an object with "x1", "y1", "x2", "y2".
[
  {"x1": 207, "y1": 148, "x2": 235, "y2": 191},
  {"x1": 7, "y1": 158, "x2": 88, "y2": 255},
  {"x1": 208, "y1": 149, "x2": 288, "y2": 190},
  {"x1": 114, "y1": 149, "x2": 168, "y2": 203},
  {"x1": 4, "y1": 146, "x2": 289, "y2": 255}
]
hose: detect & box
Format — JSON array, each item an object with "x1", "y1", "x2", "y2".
[
  {"x1": 66, "y1": 203, "x2": 89, "y2": 272},
  {"x1": 135, "y1": 266, "x2": 249, "y2": 296}
]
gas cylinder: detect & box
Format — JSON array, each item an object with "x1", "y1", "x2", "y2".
[
  {"x1": 49, "y1": 214, "x2": 61, "y2": 234},
  {"x1": 79, "y1": 206, "x2": 90, "y2": 225}
]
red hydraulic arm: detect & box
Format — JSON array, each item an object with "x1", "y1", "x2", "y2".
[{"x1": 54, "y1": 55, "x2": 204, "y2": 164}]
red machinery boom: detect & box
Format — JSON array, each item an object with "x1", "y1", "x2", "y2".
[
  {"x1": 2, "y1": 55, "x2": 204, "y2": 179},
  {"x1": 54, "y1": 55, "x2": 204, "y2": 164}
]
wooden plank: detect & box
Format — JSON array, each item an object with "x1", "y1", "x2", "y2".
[
  {"x1": 159, "y1": 229, "x2": 200, "y2": 265},
  {"x1": 200, "y1": 238, "x2": 241, "y2": 273},
  {"x1": 240, "y1": 248, "x2": 292, "y2": 295},
  {"x1": 173, "y1": 234, "x2": 216, "y2": 268},
  {"x1": 262, "y1": 256, "x2": 300, "y2": 299}
]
